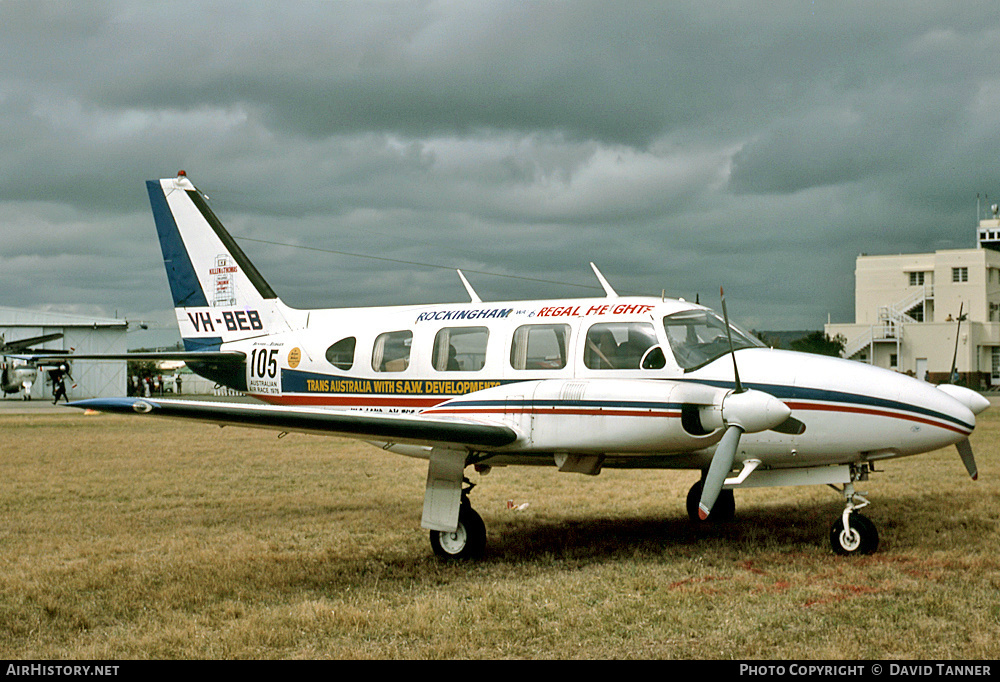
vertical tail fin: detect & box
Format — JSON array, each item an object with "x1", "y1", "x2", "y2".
[{"x1": 147, "y1": 172, "x2": 294, "y2": 349}]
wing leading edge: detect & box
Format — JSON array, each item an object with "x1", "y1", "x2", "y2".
[{"x1": 68, "y1": 397, "x2": 519, "y2": 449}]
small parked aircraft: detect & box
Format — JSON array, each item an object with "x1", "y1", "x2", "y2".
[
  {"x1": 68, "y1": 173, "x2": 989, "y2": 559},
  {"x1": 1, "y1": 333, "x2": 64, "y2": 399}
]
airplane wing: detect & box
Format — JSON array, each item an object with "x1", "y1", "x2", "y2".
[
  {"x1": 1, "y1": 332, "x2": 65, "y2": 354},
  {"x1": 68, "y1": 397, "x2": 519, "y2": 450}
]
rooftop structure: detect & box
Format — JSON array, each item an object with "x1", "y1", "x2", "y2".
[{"x1": 826, "y1": 209, "x2": 1000, "y2": 389}]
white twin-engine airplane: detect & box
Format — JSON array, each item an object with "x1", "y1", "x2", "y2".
[{"x1": 71, "y1": 172, "x2": 989, "y2": 560}]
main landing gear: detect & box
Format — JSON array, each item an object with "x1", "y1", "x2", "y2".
[
  {"x1": 429, "y1": 479, "x2": 486, "y2": 560},
  {"x1": 686, "y1": 480, "x2": 735, "y2": 522},
  {"x1": 686, "y1": 464, "x2": 881, "y2": 556}
]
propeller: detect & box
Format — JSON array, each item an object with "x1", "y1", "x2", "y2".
[
  {"x1": 719, "y1": 287, "x2": 743, "y2": 394},
  {"x1": 957, "y1": 438, "x2": 978, "y2": 481},
  {"x1": 937, "y1": 382, "x2": 989, "y2": 481},
  {"x1": 697, "y1": 289, "x2": 791, "y2": 519},
  {"x1": 944, "y1": 305, "x2": 981, "y2": 481}
]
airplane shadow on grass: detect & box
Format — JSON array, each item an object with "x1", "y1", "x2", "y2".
[
  {"x1": 484, "y1": 506, "x2": 831, "y2": 561},
  {"x1": 475, "y1": 488, "x2": 990, "y2": 562}
]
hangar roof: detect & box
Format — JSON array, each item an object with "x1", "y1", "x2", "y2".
[{"x1": 0, "y1": 306, "x2": 128, "y2": 328}]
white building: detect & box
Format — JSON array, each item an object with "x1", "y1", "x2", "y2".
[
  {"x1": 826, "y1": 212, "x2": 1000, "y2": 389},
  {"x1": 0, "y1": 307, "x2": 128, "y2": 400}
]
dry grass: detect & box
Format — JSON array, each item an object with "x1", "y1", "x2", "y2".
[{"x1": 1, "y1": 407, "x2": 998, "y2": 659}]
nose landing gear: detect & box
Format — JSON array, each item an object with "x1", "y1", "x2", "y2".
[{"x1": 829, "y1": 470, "x2": 879, "y2": 555}]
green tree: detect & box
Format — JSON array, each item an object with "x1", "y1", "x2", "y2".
[{"x1": 789, "y1": 331, "x2": 845, "y2": 357}]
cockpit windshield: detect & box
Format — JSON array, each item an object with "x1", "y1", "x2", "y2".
[{"x1": 662, "y1": 309, "x2": 764, "y2": 370}]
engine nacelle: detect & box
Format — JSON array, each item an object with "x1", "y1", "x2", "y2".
[{"x1": 427, "y1": 378, "x2": 731, "y2": 454}]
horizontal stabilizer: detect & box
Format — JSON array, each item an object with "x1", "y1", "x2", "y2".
[{"x1": 68, "y1": 397, "x2": 519, "y2": 449}]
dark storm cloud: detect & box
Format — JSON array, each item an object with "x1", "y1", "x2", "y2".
[{"x1": 2, "y1": 1, "x2": 1000, "y2": 341}]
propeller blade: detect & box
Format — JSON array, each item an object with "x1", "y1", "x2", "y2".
[
  {"x1": 699, "y1": 424, "x2": 742, "y2": 519},
  {"x1": 956, "y1": 438, "x2": 978, "y2": 481},
  {"x1": 719, "y1": 287, "x2": 743, "y2": 393},
  {"x1": 718, "y1": 287, "x2": 802, "y2": 435}
]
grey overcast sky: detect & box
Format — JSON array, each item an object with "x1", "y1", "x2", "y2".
[{"x1": 3, "y1": 1, "x2": 999, "y2": 347}]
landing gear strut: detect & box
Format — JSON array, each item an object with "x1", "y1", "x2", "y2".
[
  {"x1": 429, "y1": 480, "x2": 486, "y2": 560},
  {"x1": 829, "y1": 468, "x2": 879, "y2": 555}
]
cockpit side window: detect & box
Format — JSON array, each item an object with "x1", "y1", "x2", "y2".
[
  {"x1": 662, "y1": 310, "x2": 763, "y2": 370},
  {"x1": 325, "y1": 337, "x2": 356, "y2": 370},
  {"x1": 584, "y1": 322, "x2": 659, "y2": 370}
]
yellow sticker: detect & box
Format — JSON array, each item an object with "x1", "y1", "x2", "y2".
[{"x1": 288, "y1": 347, "x2": 301, "y2": 369}]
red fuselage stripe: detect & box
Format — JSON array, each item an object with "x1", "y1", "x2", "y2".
[{"x1": 784, "y1": 401, "x2": 971, "y2": 435}]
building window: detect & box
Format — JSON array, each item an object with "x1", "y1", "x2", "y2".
[
  {"x1": 952, "y1": 267, "x2": 968, "y2": 283},
  {"x1": 908, "y1": 271, "x2": 925, "y2": 286}
]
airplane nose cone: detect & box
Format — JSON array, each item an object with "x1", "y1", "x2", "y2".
[{"x1": 937, "y1": 384, "x2": 991, "y2": 416}]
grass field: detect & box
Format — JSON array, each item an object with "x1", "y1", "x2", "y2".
[{"x1": 1, "y1": 407, "x2": 998, "y2": 659}]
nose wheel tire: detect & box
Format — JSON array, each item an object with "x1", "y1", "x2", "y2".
[
  {"x1": 830, "y1": 512, "x2": 879, "y2": 555},
  {"x1": 430, "y1": 504, "x2": 486, "y2": 560}
]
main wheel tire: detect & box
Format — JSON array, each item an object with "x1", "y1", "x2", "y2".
[
  {"x1": 686, "y1": 481, "x2": 735, "y2": 522},
  {"x1": 830, "y1": 512, "x2": 879, "y2": 555},
  {"x1": 430, "y1": 505, "x2": 486, "y2": 560}
]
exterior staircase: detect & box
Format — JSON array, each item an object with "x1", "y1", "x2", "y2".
[{"x1": 843, "y1": 285, "x2": 932, "y2": 361}]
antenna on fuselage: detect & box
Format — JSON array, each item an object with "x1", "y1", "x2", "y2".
[
  {"x1": 589, "y1": 263, "x2": 618, "y2": 298},
  {"x1": 456, "y1": 269, "x2": 482, "y2": 303}
]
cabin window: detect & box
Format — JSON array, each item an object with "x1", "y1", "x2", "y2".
[
  {"x1": 433, "y1": 327, "x2": 488, "y2": 372},
  {"x1": 510, "y1": 324, "x2": 570, "y2": 370},
  {"x1": 372, "y1": 330, "x2": 412, "y2": 372},
  {"x1": 324, "y1": 337, "x2": 356, "y2": 370},
  {"x1": 584, "y1": 322, "x2": 660, "y2": 370}
]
